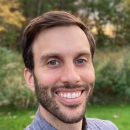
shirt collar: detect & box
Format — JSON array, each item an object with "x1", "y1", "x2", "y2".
[
  {"x1": 32, "y1": 108, "x2": 87, "y2": 130},
  {"x1": 82, "y1": 116, "x2": 87, "y2": 130}
]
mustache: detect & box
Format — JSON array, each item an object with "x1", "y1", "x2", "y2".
[{"x1": 51, "y1": 83, "x2": 90, "y2": 93}]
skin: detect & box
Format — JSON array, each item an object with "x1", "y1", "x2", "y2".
[{"x1": 24, "y1": 25, "x2": 95, "y2": 130}]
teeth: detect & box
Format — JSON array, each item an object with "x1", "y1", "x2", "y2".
[
  {"x1": 76, "y1": 92, "x2": 79, "y2": 97},
  {"x1": 67, "y1": 93, "x2": 71, "y2": 98},
  {"x1": 58, "y1": 91, "x2": 81, "y2": 99},
  {"x1": 72, "y1": 93, "x2": 75, "y2": 98}
]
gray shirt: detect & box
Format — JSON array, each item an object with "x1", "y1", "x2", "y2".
[{"x1": 24, "y1": 109, "x2": 118, "y2": 130}]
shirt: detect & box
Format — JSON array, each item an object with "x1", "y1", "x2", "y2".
[{"x1": 24, "y1": 109, "x2": 118, "y2": 130}]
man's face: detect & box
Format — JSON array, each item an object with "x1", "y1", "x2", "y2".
[{"x1": 32, "y1": 26, "x2": 95, "y2": 123}]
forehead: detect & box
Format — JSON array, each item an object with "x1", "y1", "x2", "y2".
[{"x1": 33, "y1": 25, "x2": 91, "y2": 57}]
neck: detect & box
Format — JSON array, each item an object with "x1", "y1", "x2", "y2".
[{"x1": 39, "y1": 105, "x2": 83, "y2": 130}]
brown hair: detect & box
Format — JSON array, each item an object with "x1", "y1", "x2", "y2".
[{"x1": 22, "y1": 11, "x2": 96, "y2": 72}]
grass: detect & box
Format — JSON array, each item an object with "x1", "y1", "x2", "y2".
[
  {"x1": 86, "y1": 104, "x2": 130, "y2": 130},
  {"x1": 0, "y1": 106, "x2": 35, "y2": 130},
  {"x1": 0, "y1": 104, "x2": 129, "y2": 130}
]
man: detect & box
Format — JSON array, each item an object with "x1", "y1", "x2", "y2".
[{"x1": 22, "y1": 11, "x2": 118, "y2": 130}]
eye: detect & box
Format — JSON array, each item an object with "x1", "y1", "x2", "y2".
[
  {"x1": 48, "y1": 60, "x2": 59, "y2": 66},
  {"x1": 76, "y1": 59, "x2": 86, "y2": 64}
]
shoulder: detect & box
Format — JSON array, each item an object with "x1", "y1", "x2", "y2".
[
  {"x1": 86, "y1": 118, "x2": 118, "y2": 130},
  {"x1": 24, "y1": 109, "x2": 57, "y2": 130},
  {"x1": 24, "y1": 125, "x2": 32, "y2": 130}
]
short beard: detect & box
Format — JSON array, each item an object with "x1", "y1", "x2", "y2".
[{"x1": 33, "y1": 74, "x2": 94, "y2": 124}]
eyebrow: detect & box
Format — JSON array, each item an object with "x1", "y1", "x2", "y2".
[
  {"x1": 75, "y1": 51, "x2": 91, "y2": 58},
  {"x1": 40, "y1": 51, "x2": 91, "y2": 63},
  {"x1": 40, "y1": 53, "x2": 62, "y2": 63}
]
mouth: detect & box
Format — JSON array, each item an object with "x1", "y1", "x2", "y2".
[
  {"x1": 57, "y1": 91, "x2": 82, "y2": 99},
  {"x1": 55, "y1": 89, "x2": 85, "y2": 105}
]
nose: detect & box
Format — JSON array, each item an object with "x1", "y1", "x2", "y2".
[{"x1": 60, "y1": 62, "x2": 81, "y2": 84}]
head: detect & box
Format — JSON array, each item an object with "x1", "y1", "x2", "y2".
[
  {"x1": 22, "y1": 11, "x2": 96, "y2": 124},
  {"x1": 22, "y1": 11, "x2": 95, "y2": 72}
]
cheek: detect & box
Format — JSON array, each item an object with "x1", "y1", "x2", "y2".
[
  {"x1": 37, "y1": 72, "x2": 60, "y2": 86},
  {"x1": 82, "y1": 70, "x2": 95, "y2": 83}
]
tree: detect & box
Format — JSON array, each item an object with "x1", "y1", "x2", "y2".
[
  {"x1": 115, "y1": 0, "x2": 130, "y2": 46},
  {"x1": 80, "y1": 0, "x2": 130, "y2": 47},
  {"x1": 0, "y1": 0, "x2": 25, "y2": 48},
  {"x1": 19, "y1": 0, "x2": 80, "y2": 19}
]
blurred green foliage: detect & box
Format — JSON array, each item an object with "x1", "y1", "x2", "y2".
[
  {"x1": 0, "y1": 0, "x2": 25, "y2": 49},
  {"x1": 0, "y1": 47, "x2": 37, "y2": 108},
  {"x1": 93, "y1": 48, "x2": 130, "y2": 104},
  {"x1": 0, "y1": 0, "x2": 130, "y2": 49}
]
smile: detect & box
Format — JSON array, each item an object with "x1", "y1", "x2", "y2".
[
  {"x1": 57, "y1": 91, "x2": 82, "y2": 99},
  {"x1": 55, "y1": 89, "x2": 85, "y2": 105}
]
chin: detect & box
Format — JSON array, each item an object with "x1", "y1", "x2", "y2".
[{"x1": 55, "y1": 104, "x2": 86, "y2": 124}]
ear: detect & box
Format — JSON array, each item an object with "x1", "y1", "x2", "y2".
[{"x1": 24, "y1": 68, "x2": 35, "y2": 92}]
